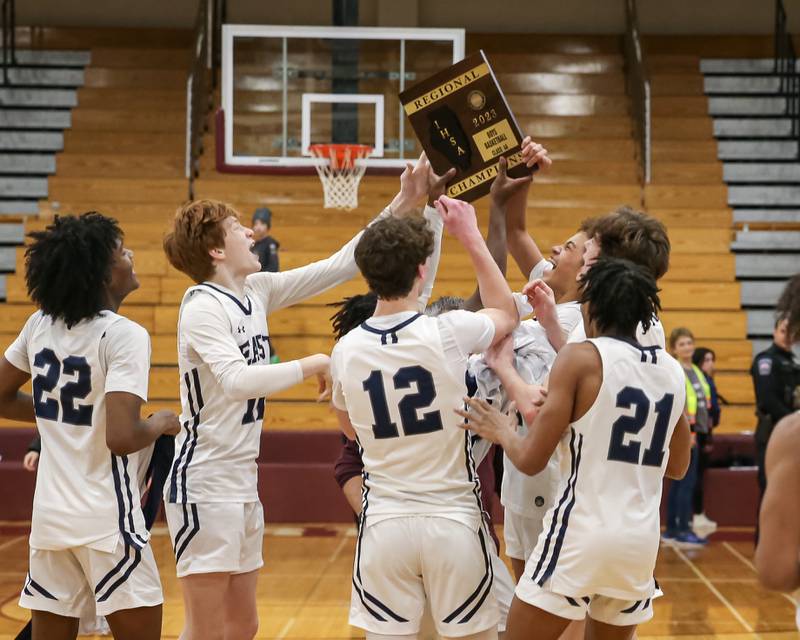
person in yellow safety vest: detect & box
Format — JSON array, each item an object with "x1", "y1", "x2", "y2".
[
  {"x1": 685, "y1": 362, "x2": 712, "y2": 426},
  {"x1": 663, "y1": 327, "x2": 712, "y2": 548}
]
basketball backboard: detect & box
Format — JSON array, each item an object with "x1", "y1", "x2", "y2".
[{"x1": 219, "y1": 25, "x2": 465, "y2": 173}]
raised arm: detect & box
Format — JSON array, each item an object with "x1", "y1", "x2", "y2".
[
  {"x1": 464, "y1": 179, "x2": 512, "y2": 311},
  {"x1": 184, "y1": 296, "x2": 330, "y2": 402},
  {"x1": 248, "y1": 154, "x2": 433, "y2": 315},
  {"x1": 506, "y1": 138, "x2": 552, "y2": 279},
  {"x1": 436, "y1": 196, "x2": 517, "y2": 344},
  {"x1": 756, "y1": 414, "x2": 800, "y2": 592},
  {"x1": 416, "y1": 165, "x2": 457, "y2": 311}
]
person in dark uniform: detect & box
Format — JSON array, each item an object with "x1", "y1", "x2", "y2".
[
  {"x1": 251, "y1": 208, "x2": 281, "y2": 362},
  {"x1": 750, "y1": 314, "x2": 800, "y2": 500},
  {"x1": 251, "y1": 207, "x2": 280, "y2": 273}
]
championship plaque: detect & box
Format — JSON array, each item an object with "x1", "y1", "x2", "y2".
[{"x1": 399, "y1": 50, "x2": 533, "y2": 202}]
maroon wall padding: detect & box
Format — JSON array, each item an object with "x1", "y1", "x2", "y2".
[
  {"x1": 0, "y1": 463, "x2": 37, "y2": 520},
  {"x1": 259, "y1": 464, "x2": 353, "y2": 522},
  {"x1": 703, "y1": 468, "x2": 759, "y2": 526},
  {"x1": 0, "y1": 428, "x2": 761, "y2": 525}
]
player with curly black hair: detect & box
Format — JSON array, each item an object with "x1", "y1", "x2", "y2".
[
  {"x1": 460, "y1": 258, "x2": 691, "y2": 640},
  {"x1": 0, "y1": 213, "x2": 179, "y2": 640}
]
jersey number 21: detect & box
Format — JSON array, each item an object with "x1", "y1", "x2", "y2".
[{"x1": 607, "y1": 386, "x2": 674, "y2": 467}]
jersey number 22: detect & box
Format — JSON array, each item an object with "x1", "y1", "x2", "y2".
[{"x1": 32, "y1": 348, "x2": 93, "y2": 426}]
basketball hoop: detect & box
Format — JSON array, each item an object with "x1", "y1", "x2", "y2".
[{"x1": 309, "y1": 143, "x2": 372, "y2": 210}]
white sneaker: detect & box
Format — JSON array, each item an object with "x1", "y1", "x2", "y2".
[{"x1": 692, "y1": 513, "x2": 718, "y2": 537}]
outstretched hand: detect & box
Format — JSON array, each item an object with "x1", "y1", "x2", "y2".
[
  {"x1": 428, "y1": 165, "x2": 457, "y2": 206},
  {"x1": 490, "y1": 155, "x2": 532, "y2": 207},
  {"x1": 520, "y1": 136, "x2": 552, "y2": 171},
  {"x1": 434, "y1": 195, "x2": 480, "y2": 244},
  {"x1": 454, "y1": 397, "x2": 517, "y2": 444},
  {"x1": 393, "y1": 152, "x2": 431, "y2": 215}
]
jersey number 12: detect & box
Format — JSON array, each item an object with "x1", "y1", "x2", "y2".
[
  {"x1": 607, "y1": 386, "x2": 674, "y2": 467},
  {"x1": 362, "y1": 366, "x2": 443, "y2": 439}
]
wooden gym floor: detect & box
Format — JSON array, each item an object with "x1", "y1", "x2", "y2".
[{"x1": 0, "y1": 524, "x2": 796, "y2": 639}]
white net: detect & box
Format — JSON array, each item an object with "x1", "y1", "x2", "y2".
[{"x1": 309, "y1": 144, "x2": 371, "y2": 210}]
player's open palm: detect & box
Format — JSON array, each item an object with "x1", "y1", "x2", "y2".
[
  {"x1": 455, "y1": 397, "x2": 516, "y2": 444},
  {"x1": 436, "y1": 195, "x2": 479, "y2": 243},
  {"x1": 520, "y1": 135, "x2": 552, "y2": 172},
  {"x1": 427, "y1": 165, "x2": 457, "y2": 205},
  {"x1": 490, "y1": 155, "x2": 532, "y2": 207}
]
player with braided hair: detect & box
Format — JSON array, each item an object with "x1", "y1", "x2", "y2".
[{"x1": 459, "y1": 257, "x2": 692, "y2": 640}]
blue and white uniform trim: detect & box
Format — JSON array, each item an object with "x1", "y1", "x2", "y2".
[
  {"x1": 530, "y1": 427, "x2": 584, "y2": 586},
  {"x1": 168, "y1": 368, "x2": 204, "y2": 504}
]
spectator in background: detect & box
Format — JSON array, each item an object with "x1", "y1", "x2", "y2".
[
  {"x1": 252, "y1": 208, "x2": 281, "y2": 362},
  {"x1": 251, "y1": 207, "x2": 279, "y2": 273},
  {"x1": 691, "y1": 347, "x2": 722, "y2": 538},
  {"x1": 663, "y1": 327, "x2": 711, "y2": 547},
  {"x1": 751, "y1": 314, "x2": 800, "y2": 506}
]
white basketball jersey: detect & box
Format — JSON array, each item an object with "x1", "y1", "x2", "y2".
[
  {"x1": 569, "y1": 316, "x2": 665, "y2": 349},
  {"x1": 167, "y1": 283, "x2": 270, "y2": 504},
  {"x1": 500, "y1": 302, "x2": 583, "y2": 518},
  {"x1": 333, "y1": 313, "x2": 484, "y2": 526},
  {"x1": 527, "y1": 337, "x2": 686, "y2": 600},
  {"x1": 4, "y1": 310, "x2": 151, "y2": 552}
]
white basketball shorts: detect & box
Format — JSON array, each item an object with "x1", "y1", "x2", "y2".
[
  {"x1": 515, "y1": 577, "x2": 664, "y2": 626},
  {"x1": 503, "y1": 509, "x2": 545, "y2": 562},
  {"x1": 19, "y1": 537, "x2": 162, "y2": 618},
  {"x1": 350, "y1": 515, "x2": 499, "y2": 637},
  {"x1": 165, "y1": 501, "x2": 264, "y2": 578}
]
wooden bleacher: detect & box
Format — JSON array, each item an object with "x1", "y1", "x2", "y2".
[{"x1": 0, "y1": 29, "x2": 758, "y2": 433}]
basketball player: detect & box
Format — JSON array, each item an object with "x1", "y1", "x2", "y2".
[
  {"x1": 755, "y1": 273, "x2": 800, "y2": 629},
  {"x1": 510, "y1": 139, "x2": 670, "y2": 352},
  {"x1": 160, "y1": 155, "x2": 438, "y2": 640},
  {"x1": 459, "y1": 258, "x2": 692, "y2": 640},
  {"x1": 329, "y1": 290, "x2": 520, "y2": 640},
  {"x1": 331, "y1": 195, "x2": 520, "y2": 639},
  {"x1": 0, "y1": 213, "x2": 180, "y2": 640},
  {"x1": 461, "y1": 149, "x2": 588, "y2": 581}
]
